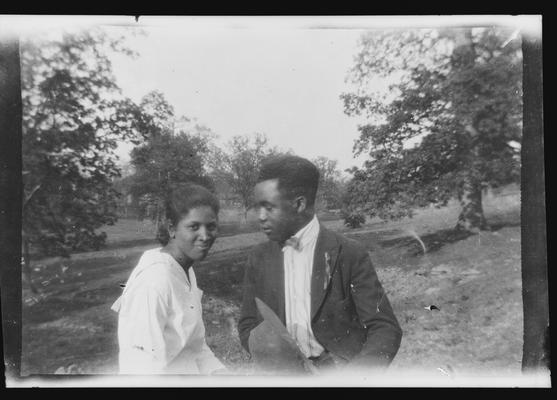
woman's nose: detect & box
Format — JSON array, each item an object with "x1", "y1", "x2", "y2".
[{"x1": 198, "y1": 226, "x2": 209, "y2": 240}]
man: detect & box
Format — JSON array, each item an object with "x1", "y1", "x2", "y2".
[{"x1": 238, "y1": 155, "x2": 402, "y2": 374}]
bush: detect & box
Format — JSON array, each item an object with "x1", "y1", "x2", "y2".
[{"x1": 342, "y1": 210, "x2": 366, "y2": 229}]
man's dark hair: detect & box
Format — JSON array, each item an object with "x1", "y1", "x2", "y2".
[{"x1": 257, "y1": 155, "x2": 320, "y2": 206}]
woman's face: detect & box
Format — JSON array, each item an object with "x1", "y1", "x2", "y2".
[{"x1": 169, "y1": 206, "x2": 218, "y2": 263}]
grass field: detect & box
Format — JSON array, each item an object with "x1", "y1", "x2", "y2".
[{"x1": 21, "y1": 187, "x2": 525, "y2": 380}]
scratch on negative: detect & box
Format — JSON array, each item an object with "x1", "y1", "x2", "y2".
[
  {"x1": 376, "y1": 291, "x2": 385, "y2": 313},
  {"x1": 324, "y1": 252, "x2": 332, "y2": 290}
]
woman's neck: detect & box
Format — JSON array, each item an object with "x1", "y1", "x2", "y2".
[{"x1": 161, "y1": 244, "x2": 193, "y2": 272}]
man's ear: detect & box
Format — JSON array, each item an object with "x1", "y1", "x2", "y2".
[{"x1": 293, "y1": 196, "x2": 307, "y2": 213}]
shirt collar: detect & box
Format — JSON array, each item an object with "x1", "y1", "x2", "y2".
[{"x1": 289, "y1": 214, "x2": 320, "y2": 251}]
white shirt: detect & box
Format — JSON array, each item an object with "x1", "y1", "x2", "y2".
[
  {"x1": 282, "y1": 215, "x2": 325, "y2": 358},
  {"x1": 111, "y1": 248, "x2": 225, "y2": 375}
]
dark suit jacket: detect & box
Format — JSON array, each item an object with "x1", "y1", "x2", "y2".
[{"x1": 238, "y1": 225, "x2": 403, "y2": 370}]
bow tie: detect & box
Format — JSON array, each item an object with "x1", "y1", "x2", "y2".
[{"x1": 283, "y1": 236, "x2": 301, "y2": 251}]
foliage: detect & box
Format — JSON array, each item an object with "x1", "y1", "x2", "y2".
[
  {"x1": 21, "y1": 27, "x2": 144, "y2": 256},
  {"x1": 127, "y1": 91, "x2": 215, "y2": 223},
  {"x1": 341, "y1": 210, "x2": 366, "y2": 229},
  {"x1": 213, "y1": 133, "x2": 283, "y2": 218},
  {"x1": 311, "y1": 156, "x2": 345, "y2": 211},
  {"x1": 341, "y1": 27, "x2": 522, "y2": 230}
]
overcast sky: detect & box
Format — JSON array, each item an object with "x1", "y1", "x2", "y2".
[
  {"x1": 3, "y1": 15, "x2": 537, "y2": 173},
  {"x1": 105, "y1": 15, "x2": 537, "y2": 173},
  {"x1": 107, "y1": 21, "x2": 367, "y2": 172}
]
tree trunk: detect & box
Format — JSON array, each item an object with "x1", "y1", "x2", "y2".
[
  {"x1": 520, "y1": 29, "x2": 549, "y2": 372},
  {"x1": 455, "y1": 176, "x2": 487, "y2": 233},
  {"x1": 451, "y1": 28, "x2": 488, "y2": 234},
  {"x1": 455, "y1": 124, "x2": 488, "y2": 233},
  {"x1": 155, "y1": 201, "x2": 161, "y2": 232}
]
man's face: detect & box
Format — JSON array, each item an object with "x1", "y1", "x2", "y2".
[{"x1": 253, "y1": 179, "x2": 298, "y2": 243}]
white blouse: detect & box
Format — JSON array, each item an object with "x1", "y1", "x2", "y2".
[{"x1": 111, "y1": 248, "x2": 225, "y2": 375}]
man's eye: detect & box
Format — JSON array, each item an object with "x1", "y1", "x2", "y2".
[
  {"x1": 255, "y1": 204, "x2": 273, "y2": 212},
  {"x1": 189, "y1": 224, "x2": 199, "y2": 231}
]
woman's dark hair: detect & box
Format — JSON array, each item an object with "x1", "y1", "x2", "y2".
[
  {"x1": 257, "y1": 154, "x2": 320, "y2": 206},
  {"x1": 157, "y1": 183, "x2": 220, "y2": 245}
]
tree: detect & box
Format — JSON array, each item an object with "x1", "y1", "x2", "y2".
[
  {"x1": 341, "y1": 26, "x2": 523, "y2": 233},
  {"x1": 215, "y1": 133, "x2": 281, "y2": 222},
  {"x1": 20, "y1": 27, "x2": 143, "y2": 289},
  {"x1": 127, "y1": 91, "x2": 214, "y2": 230},
  {"x1": 311, "y1": 156, "x2": 345, "y2": 211}
]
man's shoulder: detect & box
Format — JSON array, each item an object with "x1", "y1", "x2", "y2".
[
  {"x1": 321, "y1": 226, "x2": 369, "y2": 259},
  {"x1": 321, "y1": 226, "x2": 365, "y2": 248}
]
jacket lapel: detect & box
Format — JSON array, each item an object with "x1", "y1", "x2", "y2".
[
  {"x1": 265, "y1": 241, "x2": 286, "y2": 324},
  {"x1": 311, "y1": 226, "x2": 340, "y2": 320}
]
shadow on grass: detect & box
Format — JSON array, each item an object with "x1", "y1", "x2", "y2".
[
  {"x1": 23, "y1": 295, "x2": 104, "y2": 324},
  {"x1": 195, "y1": 250, "x2": 249, "y2": 303},
  {"x1": 488, "y1": 220, "x2": 521, "y2": 232},
  {"x1": 103, "y1": 238, "x2": 158, "y2": 251},
  {"x1": 352, "y1": 219, "x2": 521, "y2": 257}
]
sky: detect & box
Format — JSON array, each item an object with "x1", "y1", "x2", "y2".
[
  {"x1": 3, "y1": 15, "x2": 538, "y2": 173},
  {"x1": 107, "y1": 20, "x2": 368, "y2": 172},
  {"x1": 103, "y1": 15, "x2": 538, "y2": 173}
]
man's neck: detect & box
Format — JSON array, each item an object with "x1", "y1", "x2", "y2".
[{"x1": 291, "y1": 213, "x2": 316, "y2": 237}]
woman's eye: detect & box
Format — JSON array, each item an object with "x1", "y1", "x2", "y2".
[{"x1": 189, "y1": 224, "x2": 199, "y2": 231}]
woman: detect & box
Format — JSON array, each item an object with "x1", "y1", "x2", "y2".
[{"x1": 111, "y1": 183, "x2": 227, "y2": 375}]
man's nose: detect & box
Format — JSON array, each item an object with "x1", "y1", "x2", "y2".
[{"x1": 258, "y1": 207, "x2": 267, "y2": 222}]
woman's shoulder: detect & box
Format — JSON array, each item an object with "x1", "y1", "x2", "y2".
[
  {"x1": 131, "y1": 248, "x2": 175, "y2": 289},
  {"x1": 138, "y1": 247, "x2": 167, "y2": 264}
]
